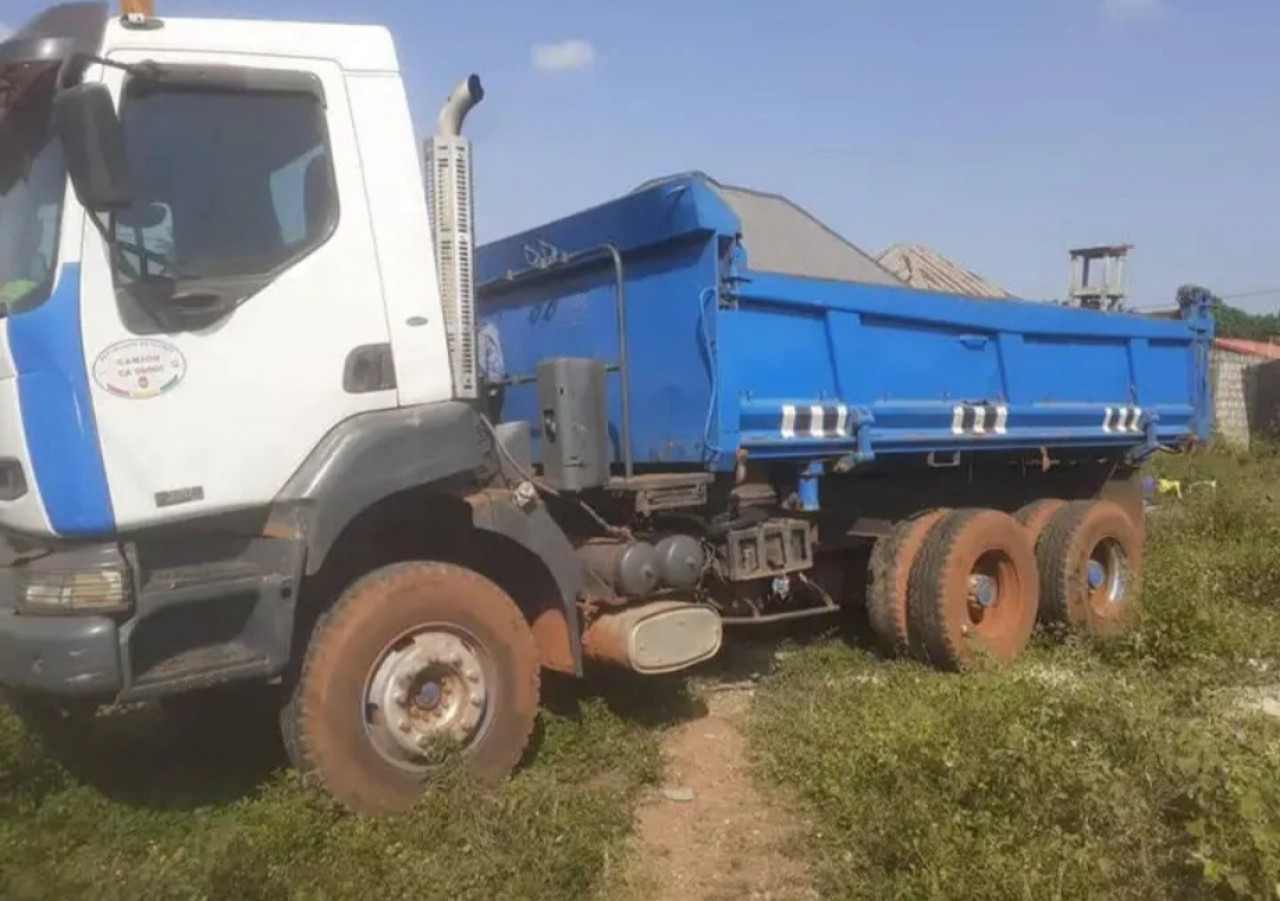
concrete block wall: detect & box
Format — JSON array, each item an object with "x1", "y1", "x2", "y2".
[
  {"x1": 1211, "y1": 347, "x2": 1254, "y2": 447},
  {"x1": 1209, "y1": 349, "x2": 1280, "y2": 448}
]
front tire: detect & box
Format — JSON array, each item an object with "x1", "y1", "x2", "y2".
[{"x1": 281, "y1": 561, "x2": 540, "y2": 815}]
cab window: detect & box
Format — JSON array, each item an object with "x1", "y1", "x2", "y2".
[{"x1": 114, "y1": 77, "x2": 338, "y2": 291}]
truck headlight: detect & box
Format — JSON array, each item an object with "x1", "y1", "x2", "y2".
[{"x1": 15, "y1": 547, "x2": 134, "y2": 615}]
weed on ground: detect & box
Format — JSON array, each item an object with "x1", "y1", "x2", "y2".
[
  {"x1": 749, "y1": 448, "x2": 1280, "y2": 900},
  {"x1": 0, "y1": 673, "x2": 670, "y2": 901}
]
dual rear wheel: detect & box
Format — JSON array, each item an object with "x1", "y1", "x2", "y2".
[{"x1": 867, "y1": 498, "x2": 1141, "y2": 670}]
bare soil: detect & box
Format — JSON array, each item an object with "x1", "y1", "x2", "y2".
[{"x1": 611, "y1": 675, "x2": 817, "y2": 901}]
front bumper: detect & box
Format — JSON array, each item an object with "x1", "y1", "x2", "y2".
[
  {"x1": 0, "y1": 609, "x2": 121, "y2": 696},
  {"x1": 0, "y1": 548, "x2": 124, "y2": 698}
]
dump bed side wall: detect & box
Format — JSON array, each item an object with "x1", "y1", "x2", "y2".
[
  {"x1": 728, "y1": 273, "x2": 1206, "y2": 458},
  {"x1": 476, "y1": 175, "x2": 1210, "y2": 473},
  {"x1": 479, "y1": 235, "x2": 718, "y2": 467}
]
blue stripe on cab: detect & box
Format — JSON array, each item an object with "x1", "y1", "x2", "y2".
[{"x1": 9, "y1": 264, "x2": 115, "y2": 536}]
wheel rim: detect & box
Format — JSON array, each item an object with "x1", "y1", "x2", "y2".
[
  {"x1": 1086, "y1": 537, "x2": 1128, "y2": 614},
  {"x1": 961, "y1": 547, "x2": 1026, "y2": 656},
  {"x1": 966, "y1": 551, "x2": 1007, "y2": 626},
  {"x1": 363, "y1": 625, "x2": 493, "y2": 773}
]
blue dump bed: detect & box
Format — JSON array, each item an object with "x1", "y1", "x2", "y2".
[{"x1": 476, "y1": 173, "x2": 1213, "y2": 472}]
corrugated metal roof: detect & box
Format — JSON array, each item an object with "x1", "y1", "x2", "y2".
[
  {"x1": 632, "y1": 172, "x2": 905, "y2": 287},
  {"x1": 708, "y1": 182, "x2": 904, "y2": 287},
  {"x1": 876, "y1": 243, "x2": 1015, "y2": 299}
]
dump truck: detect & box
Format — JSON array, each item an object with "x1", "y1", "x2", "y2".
[{"x1": 0, "y1": 1, "x2": 1213, "y2": 814}]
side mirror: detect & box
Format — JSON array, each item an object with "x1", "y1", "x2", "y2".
[{"x1": 53, "y1": 83, "x2": 133, "y2": 212}]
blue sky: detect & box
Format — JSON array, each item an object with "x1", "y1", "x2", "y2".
[{"x1": 3, "y1": 0, "x2": 1277, "y2": 311}]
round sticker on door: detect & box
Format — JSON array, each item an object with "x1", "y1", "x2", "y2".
[{"x1": 93, "y1": 338, "x2": 187, "y2": 399}]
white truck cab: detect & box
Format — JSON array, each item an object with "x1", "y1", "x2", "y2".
[
  {"x1": 6, "y1": 4, "x2": 456, "y2": 537},
  {"x1": 0, "y1": 1, "x2": 645, "y2": 815}
]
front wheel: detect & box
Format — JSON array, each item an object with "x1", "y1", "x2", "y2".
[{"x1": 281, "y1": 561, "x2": 541, "y2": 816}]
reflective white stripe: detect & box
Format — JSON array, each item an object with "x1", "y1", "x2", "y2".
[
  {"x1": 781, "y1": 405, "x2": 797, "y2": 439},
  {"x1": 835, "y1": 405, "x2": 849, "y2": 438},
  {"x1": 994, "y1": 404, "x2": 1009, "y2": 435},
  {"x1": 951, "y1": 406, "x2": 965, "y2": 436},
  {"x1": 810, "y1": 405, "x2": 825, "y2": 439},
  {"x1": 973, "y1": 405, "x2": 988, "y2": 435},
  {"x1": 1102, "y1": 406, "x2": 1143, "y2": 434}
]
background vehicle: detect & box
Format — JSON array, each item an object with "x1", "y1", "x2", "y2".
[{"x1": 0, "y1": 2, "x2": 1213, "y2": 815}]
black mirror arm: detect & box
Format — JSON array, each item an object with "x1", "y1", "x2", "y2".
[
  {"x1": 83, "y1": 210, "x2": 144, "y2": 281},
  {"x1": 59, "y1": 53, "x2": 160, "y2": 90}
]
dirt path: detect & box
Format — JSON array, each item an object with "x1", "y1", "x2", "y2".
[{"x1": 613, "y1": 676, "x2": 817, "y2": 901}]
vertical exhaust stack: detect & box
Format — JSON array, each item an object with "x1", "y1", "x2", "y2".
[{"x1": 426, "y1": 75, "x2": 485, "y2": 400}]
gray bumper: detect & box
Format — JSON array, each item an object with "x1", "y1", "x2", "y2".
[{"x1": 0, "y1": 610, "x2": 121, "y2": 696}]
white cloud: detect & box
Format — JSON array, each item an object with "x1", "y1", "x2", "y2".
[
  {"x1": 1102, "y1": 0, "x2": 1163, "y2": 22},
  {"x1": 531, "y1": 39, "x2": 596, "y2": 73}
]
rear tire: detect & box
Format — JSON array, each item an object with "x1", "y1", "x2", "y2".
[
  {"x1": 1015, "y1": 498, "x2": 1066, "y2": 552},
  {"x1": 907, "y1": 509, "x2": 1039, "y2": 671},
  {"x1": 281, "y1": 561, "x2": 540, "y2": 816},
  {"x1": 1036, "y1": 500, "x2": 1142, "y2": 636},
  {"x1": 866, "y1": 509, "x2": 948, "y2": 657}
]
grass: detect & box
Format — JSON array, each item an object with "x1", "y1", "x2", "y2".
[
  {"x1": 749, "y1": 446, "x2": 1280, "y2": 900},
  {"x1": 0, "y1": 672, "x2": 679, "y2": 901}
]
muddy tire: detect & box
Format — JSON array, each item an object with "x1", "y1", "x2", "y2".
[
  {"x1": 866, "y1": 509, "x2": 948, "y2": 657},
  {"x1": 1014, "y1": 498, "x2": 1066, "y2": 552},
  {"x1": 281, "y1": 561, "x2": 540, "y2": 815},
  {"x1": 907, "y1": 508, "x2": 1040, "y2": 671},
  {"x1": 1036, "y1": 500, "x2": 1142, "y2": 636}
]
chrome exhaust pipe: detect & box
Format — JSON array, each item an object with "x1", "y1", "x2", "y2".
[
  {"x1": 426, "y1": 73, "x2": 485, "y2": 400},
  {"x1": 436, "y1": 74, "x2": 484, "y2": 138}
]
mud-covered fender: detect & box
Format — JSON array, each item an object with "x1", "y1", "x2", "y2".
[{"x1": 466, "y1": 489, "x2": 587, "y2": 675}]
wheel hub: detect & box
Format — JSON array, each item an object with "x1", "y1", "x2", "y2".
[
  {"x1": 968, "y1": 573, "x2": 998, "y2": 609},
  {"x1": 1088, "y1": 539, "x2": 1128, "y2": 607},
  {"x1": 365, "y1": 630, "x2": 489, "y2": 766}
]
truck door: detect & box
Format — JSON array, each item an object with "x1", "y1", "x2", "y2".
[{"x1": 78, "y1": 51, "x2": 396, "y2": 531}]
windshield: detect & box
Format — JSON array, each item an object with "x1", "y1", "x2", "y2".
[{"x1": 0, "y1": 61, "x2": 65, "y2": 314}]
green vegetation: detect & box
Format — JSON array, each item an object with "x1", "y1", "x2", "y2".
[
  {"x1": 0, "y1": 675, "x2": 671, "y2": 901},
  {"x1": 1215, "y1": 303, "x2": 1280, "y2": 342},
  {"x1": 749, "y1": 447, "x2": 1280, "y2": 900}
]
